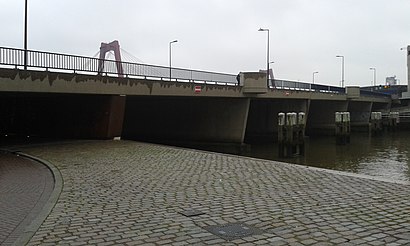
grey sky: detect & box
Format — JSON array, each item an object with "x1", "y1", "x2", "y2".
[{"x1": 1, "y1": 0, "x2": 409, "y2": 86}]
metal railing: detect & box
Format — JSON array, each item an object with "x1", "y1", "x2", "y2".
[
  {"x1": 0, "y1": 46, "x2": 238, "y2": 85},
  {"x1": 360, "y1": 89, "x2": 392, "y2": 98},
  {"x1": 273, "y1": 79, "x2": 345, "y2": 93},
  {"x1": 0, "y1": 46, "x2": 389, "y2": 98}
]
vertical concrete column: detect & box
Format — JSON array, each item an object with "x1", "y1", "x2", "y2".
[
  {"x1": 122, "y1": 97, "x2": 249, "y2": 144},
  {"x1": 407, "y1": 45, "x2": 410, "y2": 92},
  {"x1": 402, "y1": 45, "x2": 410, "y2": 98},
  {"x1": 194, "y1": 97, "x2": 250, "y2": 144},
  {"x1": 347, "y1": 101, "x2": 373, "y2": 131},
  {"x1": 239, "y1": 98, "x2": 251, "y2": 143},
  {"x1": 104, "y1": 95, "x2": 126, "y2": 139},
  {"x1": 245, "y1": 99, "x2": 308, "y2": 142},
  {"x1": 307, "y1": 100, "x2": 349, "y2": 135}
]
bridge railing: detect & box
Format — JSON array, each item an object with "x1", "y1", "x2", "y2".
[
  {"x1": 0, "y1": 46, "x2": 238, "y2": 85},
  {"x1": 273, "y1": 79, "x2": 345, "y2": 93},
  {"x1": 360, "y1": 89, "x2": 393, "y2": 98},
  {"x1": 0, "y1": 46, "x2": 381, "y2": 97}
]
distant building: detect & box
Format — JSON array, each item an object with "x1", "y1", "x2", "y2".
[{"x1": 386, "y1": 76, "x2": 398, "y2": 86}]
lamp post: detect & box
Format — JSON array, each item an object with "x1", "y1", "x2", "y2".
[
  {"x1": 312, "y1": 71, "x2": 319, "y2": 84},
  {"x1": 169, "y1": 40, "x2": 178, "y2": 81},
  {"x1": 258, "y1": 28, "x2": 270, "y2": 87},
  {"x1": 336, "y1": 55, "x2": 345, "y2": 87},
  {"x1": 369, "y1": 67, "x2": 376, "y2": 86},
  {"x1": 24, "y1": 0, "x2": 28, "y2": 70},
  {"x1": 401, "y1": 46, "x2": 410, "y2": 92}
]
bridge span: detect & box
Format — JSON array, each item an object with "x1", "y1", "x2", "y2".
[{"x1": 0, "y1": 47, "x2": 394, "y2": 146}]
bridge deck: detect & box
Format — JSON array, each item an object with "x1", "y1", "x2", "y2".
[{"x1": 0, "y1": 68, "x2": 391, "y2": 103}]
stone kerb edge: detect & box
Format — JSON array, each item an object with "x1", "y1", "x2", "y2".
[{"x1": 12, "y1": 152, "x2": 63, "y2": 246}]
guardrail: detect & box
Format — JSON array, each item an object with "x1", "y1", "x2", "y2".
[
  {"x1": 0, "y1": 46, "x2": 388, "y2": 97},
  {"x1": 360, "y1": 89, "x2": 392, "y2": 98},
  {"x1": 273, "y1": 79, "x2": 345, "y2": 93},
  {"x1": 0, "y1": 46, "x2": 238, "y2": 85}
]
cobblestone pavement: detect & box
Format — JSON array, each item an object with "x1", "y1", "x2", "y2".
[
  {"x1": 0, "y1": 151, "x2": 54, "y2": 245},
  {"x1": 21, "y1": 140, "x2": 410, "y2": 245}
]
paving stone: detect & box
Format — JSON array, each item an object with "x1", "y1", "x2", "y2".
[
  {"x1": 0, "y1": 152, "x2": 54, "y2": 245},
  {"x1": 3, "y1": 140, "x2": 406, "y2": 246},
  {"x1": 172, "y1": 241, "x2": 190, "y2": 246}
]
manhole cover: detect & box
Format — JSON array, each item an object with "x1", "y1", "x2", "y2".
[
  {"x1": 204, "y1": 223, "x2": 264, "y2": 241},
  {"x1": 59, "y1": 217, "x2": 71, "y2": 225},
  {"x1": 178, "y1": 209, "x2": 205, "y2": 217}
]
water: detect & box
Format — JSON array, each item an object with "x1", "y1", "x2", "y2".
[{"x1": 243, "y1": 132, "x2": 410, "y2": 182}]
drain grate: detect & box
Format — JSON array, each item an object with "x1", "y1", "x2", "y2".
[
  {"x1": 178, "y1": 209, "x2": 205, "y2": 217},
  {"x1": 204, "y1": 223, "x2": 264, "y2": 241}
]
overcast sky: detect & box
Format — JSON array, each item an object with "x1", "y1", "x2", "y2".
[{"x1": 1, "y1": 0, "x2": 410, "y2": 86}]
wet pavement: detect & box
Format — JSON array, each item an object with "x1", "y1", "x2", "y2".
[
  {"x1": 0, "y1": 151, "x2": 54, "y2": 245},
  {"x1": 3, "y1": 140, "x2": 410, "y2": 245}
]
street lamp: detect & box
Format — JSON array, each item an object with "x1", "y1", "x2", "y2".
[
  {"x1": 312, "y1": 71, "x2": 319, "y2": 84},
  {"x1": 401, "y1": 46, "x2": 410, "y2": 91},
  {"x1": 169, "y1": 40, "x2": 178, "y2": 81},
  {"x1": 258, "y1": 28, "x2": 270, "y2": 87},
  {"x1": 369, "y1": 67, "x2": 376, "y2": 86},
  {"x1": 336, "y1": 55, "x2": 345, "y2": 87},
  {"x1": 24, "y1": 0, "x2": 28, "y2": 70}
]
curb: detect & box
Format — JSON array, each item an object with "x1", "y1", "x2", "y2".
[{"x1": 11, "y1": 152, "x2": 63, "y2": 246}]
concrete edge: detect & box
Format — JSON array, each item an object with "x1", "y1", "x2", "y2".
[
  {"x1": 207, "y1": 149, "x2": 410, "y2": 185},
  {"x1": 217, "y1": 151, "x2": 410, "y2": 186},
  {"x1": 11, "y1": 152, "x2": 63, "y2": 246},
  {"x1": 134, "y1": 140, "x2": 410, "y2": 186}
]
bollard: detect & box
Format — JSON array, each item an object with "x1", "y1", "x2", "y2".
[
  {"x1": 335, "y1": 112, "x2": 342, "y2": 144},
  {"x1": 298, "y1": 112, "x2": 305, "y2": 126},
  {"x1": 370, "y1": 112, "x2": 383, "y2": 135},
  {"x1": 278, "y1": 112, "x2": 286, "y2": 126},
  {"x1": 335, "y1": 112, "x2": 350, "y2": 145},
  {"x1": 285, "y1": 113, "x2": 296, "y2": 157},
  {"x1": 296, "y1": 112, "x2": 306, "y2": 156},
  {"x1": 278, "y1": 112, "x2": 285, "y2": 157},
  {"x1": 386, "y1": 112, "x2": 399, "y2": 131},
  {"x1": 278, "y1": 112, "x2": 305, "y2": 157}
]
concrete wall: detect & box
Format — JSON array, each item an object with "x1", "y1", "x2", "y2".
[
  {"x1": 122, "y1": 96, "x2": 250, "y2": 144},
  {"x1": 240, "y1": 72, "x2": 267, "y2": 94},
  {"x1": 0, "y1": 68, "x2": 242, "y2": 98},
  {"x1": 245, "y1": 99, "x2": 309, "y2": 142}
]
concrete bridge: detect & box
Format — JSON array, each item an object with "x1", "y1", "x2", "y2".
[{"x1": 0, "y1": 47, "x2": 394, "y2": 146}]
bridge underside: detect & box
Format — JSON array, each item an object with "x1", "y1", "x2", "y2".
[
  {"x1": 0, "y1": 68, "x2": 395, "y2": 146},
  {"x1": 122, "y1": 96, "x2": 250, "y2": 145},
  {"x1": 0, "y1": 92, "x2": 125, "y2": 140},
  {"x1": 0, "y1": 92, "x2": 393, "y2": 146},
  {"x1": 245, "y1": 98, "x2": 309, "y2": 143},
  {"x1": 307, "y1": 100, "x2": 349, "y2": 135}
]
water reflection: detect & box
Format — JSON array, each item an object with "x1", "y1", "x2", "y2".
[{"x1": 244, "y1": 132, "x2": 410, "y2": 182}]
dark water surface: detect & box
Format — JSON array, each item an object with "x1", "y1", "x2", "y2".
[{"x1": 243, "y1": 132, "x2": 410, "y2": 182}]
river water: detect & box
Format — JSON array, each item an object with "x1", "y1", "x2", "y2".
[{"x1": 242, "y1": 131, "x2": 410, "y2": 182}]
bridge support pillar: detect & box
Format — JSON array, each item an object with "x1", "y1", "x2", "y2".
[
  {"x1": 123, "y1": 97, "x2": 250, "y2": 146},
  {"x1": 347, "y1": 101, "x2": 372, "y2": 132},
  {"x1": 245, "y1": 99, "x2": 309, "y2": 142},
  {"x1": 307, "y1": 100, "x2": 348, "y2": 135},
  {"x1": 101, "y1": 95, "x2": 126, "y2": 139}
]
